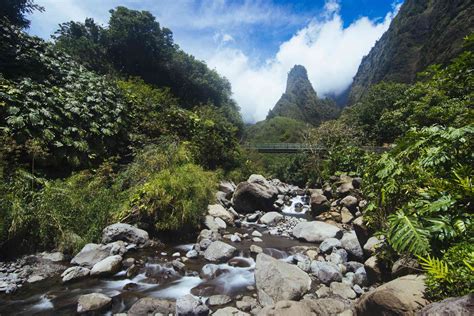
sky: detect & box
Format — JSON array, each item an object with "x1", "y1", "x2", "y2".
[{"x1": 28, "y1": 0, "x2": 403, "y2": 123}]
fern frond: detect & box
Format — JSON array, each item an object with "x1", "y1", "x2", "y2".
[
  {"x1": 388, "y1": 211, "x2": 430, "y2": 255},
  {"x1": 417, "y1": 255, "x2": 449, "y2": 279}
]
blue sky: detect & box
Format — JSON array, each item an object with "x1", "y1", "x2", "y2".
[{"x1": 28, "y1": 0, "x2": 402, "y2": 122}]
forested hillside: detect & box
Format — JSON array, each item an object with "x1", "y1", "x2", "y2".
[
  {"x1": 349, "y1": 0, "x2": 474, "y2": 103},
  {"x1": 0, "y1": 1, "x2": 245, "y2": 255}
]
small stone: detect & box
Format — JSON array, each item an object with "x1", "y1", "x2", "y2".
[
  {"x1": 252, "y1": 237, "x2": 263, "y2": 242},
  {"x1": 330, "y1": 282, "x2": 357, "y2": 299},
  {"x1": 172, "y1": 252, "x2": 180, "y2": 257},
  {"x1": 319, "y1": 238, "x2": 341, "y2": 253},
  {"x1": 252, "y1": 231, "x2": 263, "y2": 237},
  {"x1": 77, "y1": 293, "x2": 112, "y2": 313},
  {"x1": 176, "y1": 294, "x2": 209, "y2": 315},
  {"x1": 186, "y1": 249, "x2": 198, "y2": 259},
  {"x1": 250, "y1": 245, "x2": 263, "y2": 254},
  {"x1": 207, "y1": 294, "x2": 232, "y2": 306},
  {"x1": 61, "y1": 266, "x2": 90, "y2": 283}
]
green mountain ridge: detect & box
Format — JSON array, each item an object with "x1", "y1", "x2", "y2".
[
  {"x1": 348, "y1": 0, "x2": 474, "y2": 104},
  {"x1": 267, "y1": 65, "x2": 339, "y2": 126}
]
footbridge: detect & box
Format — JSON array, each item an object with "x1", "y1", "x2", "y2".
[{"x1": 242, "y1": 143, "x2": 389, "y2": 154}]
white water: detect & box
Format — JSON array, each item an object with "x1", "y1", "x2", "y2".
[{"x1": 281, "y1": 195, "x2": 309, "y2": 215}]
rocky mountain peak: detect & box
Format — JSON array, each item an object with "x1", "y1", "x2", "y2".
[{"x1": 285, "y1": 65, "x2": 315, "y2": 95}]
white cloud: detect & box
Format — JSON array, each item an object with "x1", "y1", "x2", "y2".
[{"x1": 207, "y1": 1, "x2": 400, "y2": 123}]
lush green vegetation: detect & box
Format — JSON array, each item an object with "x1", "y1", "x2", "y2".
[
  {"x1": 244, "y1": 116, "x2": 309, "y2": 144},
  {"x1": 301, "y1": 35, "x2": 473, "y2": 299},
  {"x1": 0, "y1": 2, "x2": 243, "y2": 255}
]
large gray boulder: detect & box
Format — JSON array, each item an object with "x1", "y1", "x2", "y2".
[
  {"x1": 176, "y1": 294, "x2": 209, "y2": 315},
  {"x1": 292, "y1": 221, "x2": 342, "y2": 243},
  {"x1": 232, "y1": 175, "x2": 278, "y2": 213},
  {"x1": 354, "y1": 275, "x2": 428, "y2": 315},
  {"x1": 259, "y1": 212, "x2": 283, "y2": 225},
  {"x1": 71, "y1": 241, "x2": 126, "y2": 268},
  {"x1": 101, "y1": 223, "x2": 149, "y2": 247},
  {"x1": 77, "y1": 293, "x2": 111, "y2": 313},
  {"x1": 90, "y1": 255, "x2": 122, "y2": 276},
  {"x1": 311, "y1": 261, "x2": 342, "y2": 284},
  {"x1": 128, "y1": 297, "x2": 175, "y2": 316},
  {"x1": 340, "y1": 231, "x2": 364, "y2": 261},
  {"x1": 219, "y1": 181, "x2": 236, "y2": 198},
  {"x1": 418, "y1": 294, "x2": 473, "y2": 316},
  {"x1": 255, "y1": 253, "x2": 311, "y2": 306},
  {"x1": 61, "y1": 266, "x2": 90, "y2": 283},
  {"x1": 203, "y1": 241, "x2": 237, "y2": 262},
  {"x1": 208, "y1": 204, "x2": 235, "y2": 224},
  {"x1": 214, "y1": 307, "x2": 249, "y2": 316}
]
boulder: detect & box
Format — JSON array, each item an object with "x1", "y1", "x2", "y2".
[
  {"x1": 176, "y1": 294, "x2": 209, "y2": 316},
  {"x1": 353, "y1": 216, "x2": 370, "y2": 247},
  {"x1": 101, "y1": 223, "x2": 149, "y2": 247},
  {"x1": 341, "y1": 207, "x2": 354, "y2": 224},
  {"x1": 90, "y1": 255, "x2": 122, "y2": 276},
  {"x1": 354, "y1": 275, "x2": 428, "y2": 315},
  {"x1": 258, "y1": 300, "x2": 314, "y2": 315},
  {"x1": 363, "y1": 236, "x2": 383, "y2": 256},
  {"x1": 310, "y1": 193, "x2": 330, "y2": 215},
  {"x1": 292, "y1": 221, "x2": 342, "y2": 243},
  {"x1": 61, "y1": 266, "x2": 90, "y2": 283},
  {"x1": 337, "y1": 181, "x2": 354, "y2": 197},
  {"x1": 207, "y1": 294, "x2": 232, "y2": 306},
  {"x1": 259, "y1": 212, "x2": 283, "y2": 225},
  {"x1": 128, "y1": 297, "x2": 175, "y2": 316},
  {"x1": 255, "y1": 253, "x2": 311, "y2": 306},
  {"x1": 214, "y1": 307, "x2": 249, "y2": 316},
  {"x1": 219, "y1": 181, "x2": 236, "y2": 198},
  {"x1": 340, "y1": 196, "x2": 358, "y2": 212},
  {"x1": 233, "y1": 176, "x2": 278, "y2": 213},
  {"x1": 71, "y1": 241, "x2": 126, "y2": 268},
  {"x1": 311, "y1": 261, "x2": 342, "y2": 284},
  {"x1": 236, "y1": 296, "x2": 259, "y2": 312},
  {"x1": 364, "y1": 255, "x2": 383, "y2": 283},
  {"x1": 77, "y1": 293, "x2": 111, "y2": 313},
  {"x1": 204, "y1": 215, "x2": 226, "y2": 231},
  {"x1": 418, "y1": 294, "x2": 473, "y2": 316},
  {"x1": 340, "y1": 231, "x2": 364, "y2": 261},
  {"x1": 304, "y1": 298, "x2": 351, "y2": 315},
  {"x1": 330, "y1": 282, "x2": 356, "y2": 299},
  {"x1": 203, "y1": 241, "x2": 237, "y2": 262},
  {"x1": 391, "y1": 257, "x2": 420, "y2": 278},
  {"x1": 208, "y1": 204, "x2": 235, "y2": 224},
  {"x1": 41, "y1": 251, "x2": 65, "y2": 262},
  {"x1": 319, "y1": 238, "x2": 342, "y2": 253}
]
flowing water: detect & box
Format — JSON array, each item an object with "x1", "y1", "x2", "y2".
[{"x1": 0, "y1": 196, "x2": 312, "y2": 315}]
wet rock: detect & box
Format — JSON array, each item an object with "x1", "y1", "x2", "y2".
[
  {"x1": 204, "y1": 241, "x2": 237, "y2": 262},
  {"x1": 319, "y1": 238, "x2": 342, "y2": 253},
  {"x1": 204, "y1": 215, "x2": 226, "y2": 231},
  {"x1": 198, "y1": 229, "x2": 219, "y2": 243},
  {"x1": 293, "y1": 253, "x2": 311, "y2": 272},
  {"x1": 61, "y1": 266, "x2": 90, "y2": 283},
  {"x1": 252, "y1": 237, "x2": 263, "y2": 242},
  {"x1": 255, "y1": 253, "x2": 311, "y2": 306},
  {"x1": 230, "y1": 235, "x2": 241, "y2": 243},
  {"x1": 391, "y1": 257, "x2": 420, "y2": 278},
  {"x1": 101, "y1": 223, "x2": 149, "y2": 247},
  {"x1": 341, "y1": 231, "x2": 364, "y2": 261},
  {"x1": 90, "y1": 255, "x2": 122, "y2": 276},
  {"x1": 252, "y1": 230, "x2": 263, "y2": 237},
  {"x1": 214, "y1": 307, "x2": 250, "y2": 316},
  {"x1": 208, "y1": 204, "x2": 235, "y2": 224},
  {"x1": 330, "y1": 282, "x2": 356, "y2": 299},
  {"x1": 311, "y1": 261, "x2": 342, "y2": 284},
  {"x1": 233, "y1": 175, "x2": 279, "y2": 213},
  {"x1": 207, "y1": 294, "x2": 232, "y2": 306},
  {"x1": 77, "y1": 293, "x2": 112, "y2": 313},
  {"x1": 292, "y1": 221, "x2": 342, "y2": 243},
  {"x1": 186, "y1": 249, "x2": 198, "y2": 259},
  {"x1": 128, "y1": 297, "x2": 175, "y2": 316},
  {"x1": 71, "y1": 241, "x2": 126, "y2": 268},
  {"x1": 250, "y1": 245, "x2": 263, "y2": 254},
  {"x1": 172, "y1": 260, "x2": 186, "y2": 271},
  {"x1": 176, "y1": 294, "x2": 209, "y2": 316},
  {"x1": 354, "y1": 275, "x2": 428, "y2": 315},
  {"x1": 363, "y1": 236, "x2": 383, "y2": 256},
  {"x1": 418, "y1": 294, "x2": 473, "y2": 316},
  {"x1": 364, "y1": 255, "x2": 382, "y2": 283},
  {"x1": 259, "y1": 212, "x2": 283, "y2": 225}
]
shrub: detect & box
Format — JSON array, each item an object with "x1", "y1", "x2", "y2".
[{"x1": 122, "y1": 163, "x2": 216, "y2": 232}]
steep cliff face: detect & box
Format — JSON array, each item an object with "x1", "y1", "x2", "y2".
[
  {"x1": 267, "y1": 65, "x2": 338, "y2": 125},
  {"x1": 349, "y1": 0, "x2": 474, "y2": 104}
]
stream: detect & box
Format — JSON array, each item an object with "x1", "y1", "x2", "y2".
[{"x1": 0, "y1": 196, "x2": 314, "y2": 315}]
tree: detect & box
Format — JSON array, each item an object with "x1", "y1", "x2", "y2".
[{"x1": 0, "y1": 0, "x2": 43, "y2": 28}]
